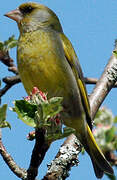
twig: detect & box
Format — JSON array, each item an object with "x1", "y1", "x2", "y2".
[
  {"x1": 0, "y1": 75, "x2": 21, "y2": 98},
  {"x1": 0, "y1": 129, "x2": 27, "y2": 179},
  {"x1": 0, "y1": 50, "x2": 14, "y2": 67},
  {"x1": 0, "y1": 49, "x2": 18, "y2": 75},
  {"x1": 3, "y1": 75, "x2": 21, "y2": 84},
  {"x1": 8, "y1": 66, "x2": 18, "y2": 75},
  {"x1": 0, "y1": 49, "x2": 19, "y2": 98},
  {"x1": 27, "y1": 129, "x2": 50, "y2": 180},
  {"x1": 84, "y1": 77, "x2": 117, "y2": 87}
]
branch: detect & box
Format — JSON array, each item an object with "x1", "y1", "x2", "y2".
[
  {"x1": 27, "y1": 129, "x2": 50, "y2": 180},
  {"x1": 0, "y1": 120, "x2": 49, "y2": 180},
  {"x1": 8, "y1": 66, "x2": 18, "y2": 75},
  {"x1": 0, "y1": 75, "x2": 21, "y2": 98},
  {"x1": 89, "y1": 50, "x2": 117, "y2": 119},
  {"x1": 0, "y1": 50, "x2": 18, "y2": 74},
  {"x1": 0, "y1": 48, "x2": 19, "y2": 98},
  {"x1": 84, "y1": 77, "x2": 117, "y2": 87},
  {"x1": 0, "y1": 50, "x2": 14, "y2": 67},
  {"x1": 0, "y1": 129, "x2": 27, "y2": 179},
  {"x1": 43, "y1": 135, "x2": 81, "y2": 180}
]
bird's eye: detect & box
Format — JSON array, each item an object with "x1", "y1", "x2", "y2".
[{"x1": 20, "y1": 5, "x2": 34, "y2": 15}]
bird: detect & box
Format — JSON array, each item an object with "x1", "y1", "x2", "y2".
[{"x1": 5, "y1": 2, "x2": 114, "y2": 178}]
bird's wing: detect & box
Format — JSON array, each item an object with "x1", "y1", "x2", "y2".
[{"x1": 60, "y1": 33, "x2": 92, "y2": 129}]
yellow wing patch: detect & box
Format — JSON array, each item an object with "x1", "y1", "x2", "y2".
[
  {"x1": 60, "y1": 33, "x2": 92, "y2": 129},
  {"x1": 77, "y1": 78, "x2": 90, "y2": 119}
]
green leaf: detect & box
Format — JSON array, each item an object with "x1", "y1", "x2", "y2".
[
  {"x1": 114, "y1": 116, "x2": 117, "y2": 123},
  {"x1": 0, "y1": 104, "x2": 7, "y2": 122},
  {"x1": 105, "y1": 127, "x2": 116, "y2": 143},
  {"x1": 13, "y1": 100, "x2": 37, "y2": 127},
  {"x1": 42, "y1": 97, "x2": 63, "y2": 121},
  {"x1": 4, "y1": 35, "x2": 15, "y2": 45},
  {"x1": 34, "y1": 97, "x2": 63, "y2": 127},
  {"x1": 7, "y1": 40, "x2": 18, "y2": 50},
  {"x1": 113, "y1": 139, "x2": 117, "y2": 150},
  {"x1": 4, "y1": 35, "x2": 17, "y2": 51},
  {"x1": 48, "y1": 97, "x2": 63, "y2": 115},
  {"x1": 0, "y1": 104, "x2": 11, "y2": 129},
  {"x1": 81, "y1": 147, "x2": 85, "y2": 155},
  {"x1": 45, "y1": 127, "x2": 75, "y2": 142},
  {"x1": 113, "y1": 138, "x2": 117, "y2": 151},
  {"x1": 49, "y1": 97, "x2": 63, "y2": 105},
  {"x1": 113, "y1": 50, "x2": 117, "y2": 58},
  {"x1": 0, "y1": 121, "x2": 11, "y2": 129}
]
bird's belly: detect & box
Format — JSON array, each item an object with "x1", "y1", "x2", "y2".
[
  {"x1": 18, "y1": 54, "x2": 75, "y2": 98},
  {"x1": 18, "y1": 57, "x2": 67, "y2": 97}
]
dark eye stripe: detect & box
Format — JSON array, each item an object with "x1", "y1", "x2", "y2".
[{"x1": 20, "y1": 6, "x2": 34, "y2": 15}]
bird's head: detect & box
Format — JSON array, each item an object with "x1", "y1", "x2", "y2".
[{"x1": 5, "y1": 2, "x2": 63, "y2": 34}]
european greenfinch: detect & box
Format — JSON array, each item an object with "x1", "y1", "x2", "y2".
[{"x1": 5, "y1": 2, "x2": 113, "y2": 178}]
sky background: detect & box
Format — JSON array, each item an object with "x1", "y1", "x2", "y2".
[{"x1": 0, "y1": 0, "x2": 117, "y2": 179}]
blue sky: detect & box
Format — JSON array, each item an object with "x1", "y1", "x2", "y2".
[{"x1": 0, "y1": 0, "x2": 117, "y2": 179}]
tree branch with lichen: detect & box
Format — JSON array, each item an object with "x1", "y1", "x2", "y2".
[
  {"x1": 90, "y1": 48, "x2": 117, "y2": 119},
  {"x1": 43, "y1": 135, "x2": 81, "y2": 180}
]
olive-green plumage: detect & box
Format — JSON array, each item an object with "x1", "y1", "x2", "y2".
[{"x1": 5, "y1": 2, "x2": 114, "y2": 178}]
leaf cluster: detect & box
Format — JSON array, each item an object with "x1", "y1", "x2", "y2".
[
  {"x1": 12, "y1": 92, "x2": 75, "y2": 142},
  {"x1": 0, "y1": 35, "x2": 17, "y2": 52}
]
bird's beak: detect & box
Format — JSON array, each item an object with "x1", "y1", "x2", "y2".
[{"x1": 4, "y1": 8, "x2": 22, "y2": 23}]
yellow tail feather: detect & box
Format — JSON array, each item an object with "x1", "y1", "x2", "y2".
[
  {"x1": 87, "y1": 125, "x2": 113, "y2": 178},
  {"x1": 76, "y1": 124, "x2": 114, "y2": 178}
]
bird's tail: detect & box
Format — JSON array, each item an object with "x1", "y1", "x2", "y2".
[{"x1": 78, "y1": 124, "x2": 114, "y2": 178}]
